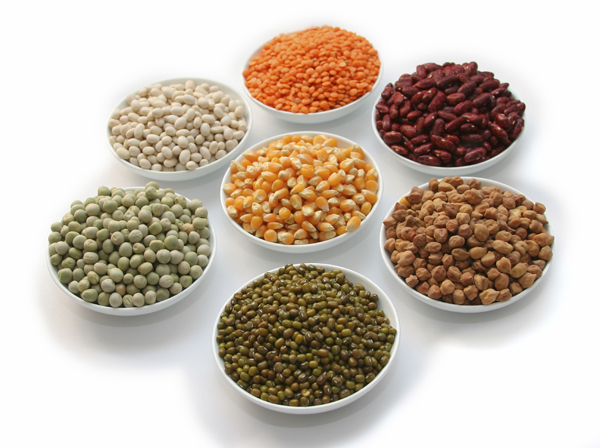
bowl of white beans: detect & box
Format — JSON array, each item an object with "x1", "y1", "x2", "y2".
[
  {"x1": 219, "y1": 131, "x2": 383, "y2": 254},
  {"x1": 47, "y1": 185, "x2": 217, "y2": 316},
  {"x1": 107, "y1": 78, "x2": 253, "y2": 181},
  {"x1": 213, "y1": 262, "x2": 400, "y2": 414}
]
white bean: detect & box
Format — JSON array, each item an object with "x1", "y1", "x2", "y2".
[
  {"x1": 200, "y1": 159, "x2": 209, "y2": 167},
  {"x1": 233, "y1": 130, "x2": 245, "y2": 141},
  {"x1": 223, "y1": 127, "x2": 234, "y2": 140},
  {"x1": 225, "y1": 139, "x2": 237, "y2": 152},
  {"x1": 209, "y1": 141, "x2": 219, "y2": 154},
  {"x1": 186, "y1": 161, "x2": 198, "y2": 170},
  {"x1": 199, "y1": 147, "x2": 211, "y2": 160},
  {"x1": 116, "y1": 147, "x2": 130, "y2": 159},
  {"x1": 177, "y1": 136, "x2": 189, "y2": 148},
  {"x1": 179, "y1": 149, "x2": 191, "y2": 164},
  {"x1": 200, "y1": 122, "x2": 211, "y2": 137},
  {"x1": 134, "y1": 123, "x2": 144, "y2": 139},
  {"x1": 234, "y1": 105, "x2": 245, "y2": 118},
  {"x1": 215, "y1": 149, "x2": 227, "y2": 159},
  {"x1": 152, "y1": 164, "x2": 163, "y2": 171},
  {"x1": 174, "y1": 117, "x2": 187, "y2": 129}
]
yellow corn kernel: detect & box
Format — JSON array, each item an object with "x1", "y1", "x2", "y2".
[{"x1": 346, "y1": 216, "x2": 361, "y2": 232}]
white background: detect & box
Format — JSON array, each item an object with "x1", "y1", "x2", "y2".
[{"x1": 2, "y1": 1, "x2": 599, "y2": 447}]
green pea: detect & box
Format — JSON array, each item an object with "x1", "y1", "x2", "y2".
[
  {"x1": 58, "y1": 268, "x2": 73, "y2": 284},
  {"x1": 155, "y1": 264, "x2": 170, "y2": 277},
  {"x1": 108, "y1": 251, "x2": 120, "y2": 265},
  {"x1": 149, "y1": 239, "x2": 164, "y2": 252},
  {"x1": 138, "y1": 262, "x2": 153, "y2": 276},
  {"x1": 119, "y1": 242, "x2": 133, "y2": 257},
  {"x1": 109, "y1": 293, "x2": 123, "y2": 308},
  {"x1": 81, "y1": 289, "x2": 98, "y2": 303},
  {"x1": 156, "y1": 288, "x2": 170, "y2": 302},
  {"x1": 184, "y1": 252, "x2": 198, "y2": 266},
  {"x1": 143, "y1": 250, "x2": 156, "y2": 263},
  {"x1": 87, "y1": 271, "x2": 99, "y2": 285},
  {"x1": 190, "y1": 265, "x2": 203, "y2": 280},
  {"x1": 122, "y1": 273, "x2": 133, "y2": 285},
  {"x1": 164, "y1": 235, "x2": 178, "y2": 250},
  {"x1": 199, "y1": 227, "x2": 210, "y2": 239},
  {"x1": 147, "y1": 272, "x2": 159, "y2": 285},
  {"x1": 145, "y1": 290, "x2": 157, "y2": 305},
  {"x1": 169, "y1": 283, "x2": 182, "y2": 295},
  {"x1": 50, "y1": 254, "x2": 63, "y2": 266},
  {"x1": 149, "y1": 221, "x2": 163, "y2": 235},
  {"x1": 96, "y1": 228, "x2": 109, "y2": 242},
  {"x1": 180, "y1": 275, "x2": 193, "y2": 288},
  {"x1": 84, "y1": 239, "x2": 98, "y2": 252},
  {"x1": 133, "y1": 275, "x2": 147, "y2": 289}
]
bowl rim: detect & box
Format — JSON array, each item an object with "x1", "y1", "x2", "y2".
[
  {"x1": 240, "y1": 36, "x2": 383, "y2": 119},
  {"x1": 370, "y1": 89, "x2": 525, "y2": 176},
  {"x1": 212, "y1": 262, "x2": 400, "y2": 414},
  {"x1": 47, "y1": 186, "x2": 217, "y2": 316},
  {"x1": 106, "y1": 77, "x2": 254, "y2": 180},
  {"x1": 219, "y1": 131, "x2": 384, "y2": 253},
  {"x1": 379, "y1": 177, "x2": 553, "y2": 313}
]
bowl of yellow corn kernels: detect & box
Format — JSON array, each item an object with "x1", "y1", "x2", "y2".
[{"x1": 219, "y1": 132, "x2": 383, "y2": 253}]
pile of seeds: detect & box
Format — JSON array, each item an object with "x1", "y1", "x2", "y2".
[
  {"x1": 109, "y1": 80, "x2": 248, "y2": 172},
  {"x1": 223, "y1": 134, "x2": 379, "y2": 245},
  {"x1": 216, "y1": 264, "x2": 396, "y2": 407},
  {"x1": 48, "y1": 182, "x2": 211, "y2": 308},
  {"x1": 383, "y1": 177, "x2": 553, "y2": 305}
]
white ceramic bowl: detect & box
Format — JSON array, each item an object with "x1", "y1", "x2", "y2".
[
  {"x1": 371, "y1": 96, "x2": 525, "y2": 177},
  {"x1": 47, "y1": 188, "x2": 217, "y2": 316},
  {"x1": 212, "y1": 263, "x2": 400, "y2": 414},
  {"x1": 379, "y1": 178, "x2": 553, "y2": 313},
  {"x1": 241, "y1": 43, "x2": 382, "y2": 124},
  {"x1": 106, "y1": 77, "x2": 253, "y2": 182},
  {"x1": 220, "y1": 131, "x2": 383, "y2": 253}
]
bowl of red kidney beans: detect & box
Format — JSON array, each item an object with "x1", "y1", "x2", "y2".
[{"x1": 372, "y1": 61, "x2": 525, "y2": 176}]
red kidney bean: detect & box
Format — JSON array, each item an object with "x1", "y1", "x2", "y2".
[
  {"x1": 480, "y1": 79, "x2": 500, "y2": 92},
  {"x1": 437, "y1": 74, "x2": 458, "y2": 90},
  {"x1": 446, "y1": 93, "x2": 465, "y2": 105},
  {"x1": 423, "y1": 112, "x2": 437, "y2": 128},
  {"x1": 376, "y1": 120, "x2": 383, "y2": 130},
  {"x1": 402, "y1": 85, "x2": 419, "y2": 98},
  {"x1": 428, "y1": 91, "x2": 446, "y2": 112},
  {"x1": 444, "y1": 134, "x2": 460, "y2": 145},
  {"x1": 399, "y1": 101, "x2": 411, "y2": 117},
  {"x1": 455, "y1": 146, "x2": 468, "y2": 157},
  {"x1": 415, "y1": 116, "x2": 426, "y2": 135},
  {"x1": 431, "y1": 135, "x2": 456, "y2": 152},
  {"x1": 489, "y1": 146, "x2": 506, "y2": 157},
  {"x1": 392, "y1": 123, "x2": 402, "y2": 132},
  {"x1": 473, "y1": 92, "x2": 492, "y2": 108},
  {"x1": 462, "y1": 113, "x2": 483, "y2": 125},
  {"x1": 422, "y1": 88, "x2": 438, "y2": 104},
  {"x1": 416, "y1": 65, "x2": 428, "y2": 78},
  {"x1": 453, "y1": 100, "x2": 473, "y2": 116},
  {"x1": 381, "y1": 84, "x2": 394, "y2": 100},
  {"x1": 444, "y1": 85, "x2": 460, "y2": 95},
  {"x1": 460, "y1": 123, "x2": 478, "y2": 134},
  {"x1": 382, "y1": 114, "x2": 392, "y2": 131},
  {"x1": 461, "y1": 133, "x2": 485, "y2": 144},
  {"x1": 389, "y1": 104, "x2": 399, "y2": 120},
  {"x1": 424, "y1": 62, "x2": 442, "y2": 72},
  {"x1": 509, "y1": 118, "x2": 524, "y2": 139},
  {"x1": 415, "y1": 78, "x2": 437, "y2": 89},
  {"x1": 437, "y1": 110, "x2": 457, "y2": 122},
  {"x1": 403, "y1": 136, "x2": 415, "y2": 151},
  {"x1": 491, "y1": 83, "x2": 509, "y2": 97},
  {"x1": 400, "y1": 125, "x2": 418, "y2": 138},
  {"x1": 446, "y1": 116, "x2": 466, "y2": 133},
  {"x1": 432, "y1": 149, "x2": 453, "y2": 163},
  {"x1": 391, "y1": 145, "x2": 409, "y2": 156},
  {"x1": 431, "y1": 118, "x2": 446, "y2": 136},
  {"x1": 392, "y1": 92, "x2": 405, "y2": 105},
  {"x1": 376, "y1": 102, "x2": 389, "y2": 114},
  {"x1": 383, "y1": 131, "x2": 403, "y2": 145},
  {"x1": 411, "y1": 91, "x2": 425, "y2": 106},
  {"x1": 414, "y1": 143, "x2": 433, "y2": 156},
  {"x1": 457, "y1": 81, "x2": 476, "y2": 97},
  {"x1": 417, "y1": 155, "x2": 442, "y2": 166},
  {"x1": 411, "y1": 134, "x2": 430, "y2": 146},
  {"x1": 407, "y1": 110, "x2": 422, "y2": 121},
  {"x1": 490, "y1": 123, "x2": 510, "y2": 144},
  {"x1": 464, "y1": 147, "x2": 486, "y2": 163}
]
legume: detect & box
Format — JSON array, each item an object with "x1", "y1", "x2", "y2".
[
  {"x1": 49, "y1": 182, "x2": 211, "y2": 308},
  {"x1": 375, "y1": 62, "x2": 525, "y2": 167},
  {"x1": 108, "y1": 80, "x2": 248, "y2": 172},
  {"x1": 216, "y1": 264, "x2": 397, "y2": 407},
  {"x1": 383, "y1": 177, "x2": 553, "y2": 305},
  {"x1": 243, "y1": 26, "x2": 380, "y2": 114},
  {"x1": 223, "y1": 134, "x2": 379, "y2": 245}
]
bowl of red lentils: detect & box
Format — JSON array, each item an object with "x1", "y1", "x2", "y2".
[
  {"x1": 241, "y1": 25, "x2": 383, "y2": 124},
  {"x1": 220, "y1": 132, "x2": 383, "y2": 253}
]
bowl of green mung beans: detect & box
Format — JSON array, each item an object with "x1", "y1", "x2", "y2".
[
  {"x1": 213, "y1": 263, "x2": 400, "y2": 414},
  {"x1": 47, "y1": 183, "x2": 216, "y2": 316}
]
